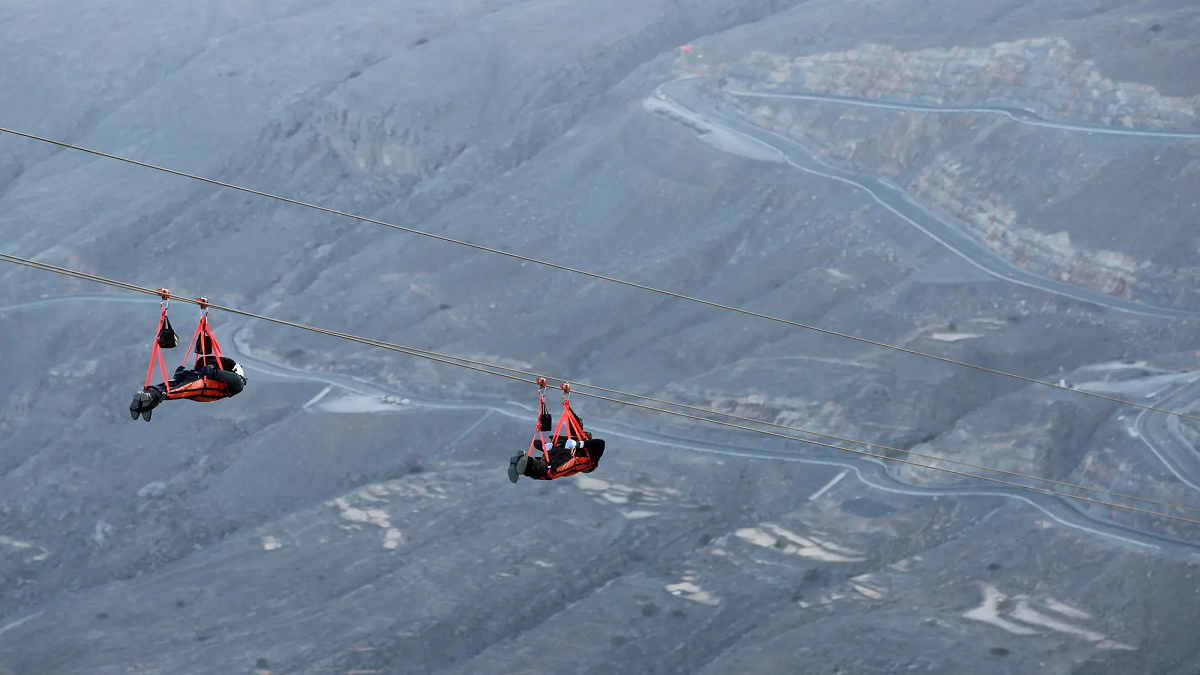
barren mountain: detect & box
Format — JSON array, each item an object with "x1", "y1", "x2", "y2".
[{"x1": 2, "y1": 1, "x2": 1200, "y2": 674}]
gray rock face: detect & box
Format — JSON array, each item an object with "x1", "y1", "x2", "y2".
[{"x1": 3, "y1": 1, "x2": 1200, "y2": 674}]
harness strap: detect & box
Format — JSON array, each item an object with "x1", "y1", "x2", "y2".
[
  {"x1": 192, "y1": 316, "x2": 226, "y2": 367},
  {"x1": 526, "y1": 383, "x2": 550, "y2": 461},
  {"x1": 565, "y1": 404, "x2": 586, "y2": 442},
  {"x1": 144, "y1": 306, "x2": 172, "y2": 395},
  {"x1": 181, "y1": 313, "x2": 207, "y2": 370},
  {"x1": 164, "y1": 376, "x2": 230, "y2": 402},
  {"x1": 205, "y1": 307, "x2": 226, "y2": 363},
  {"x1": 183, "y1": 298, "x2": 226, "y2": 383},
  {"x1": 551, "y1": 400, "x2": 585, "y2": 448},
  {"x1": 551, "y1": 383, "x2": 586, "y2": 446}
]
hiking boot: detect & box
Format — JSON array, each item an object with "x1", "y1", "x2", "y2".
[
  {"x1": 129, "y1": 388, "x2": 161, "y2": 421},
  {"x1": 508, "y1": 453, "x2": 527, "y2": 484}
]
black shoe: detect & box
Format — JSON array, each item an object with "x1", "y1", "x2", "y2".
[
  {"x1": 130, "y1": 389, "x2": 160, "y2": 421},
  {"x1": 508, "y1": 454, "x2": 526, "y2": 484},
  {"x1": 130, "y1": 391, "x2": 148, "y2": 420}
]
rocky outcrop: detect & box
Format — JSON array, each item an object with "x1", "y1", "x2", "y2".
[
  {"x1": 708, "y1": 37, "x2": 1200, "y2": 308},
  {"x1": 909, "y1": 155, "x2": 1144, "y2": 299},
  {"x1": 728, "y1": 38, "x2": 1199, "y2": 130}
]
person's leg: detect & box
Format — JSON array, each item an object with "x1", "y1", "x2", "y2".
[
  {"x1": 129, "y1": 384, "x2": 165, "y2": 421},
  {"x1": 130, "y1": 372, "x2": 205, "y2": 421},
  {"x1": 522, "y1": 455, "x2": 551, "y2": 480},
  {"x1": 508, "y1": 452, "x2": 525, "y2": 483}
]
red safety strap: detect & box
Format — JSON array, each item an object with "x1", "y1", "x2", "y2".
[
  {"x1": 193, "y1": 317, "x2": 226, "y2": 367},
  {"x1": 551, "y1": 383, "x2": 586, "y2": 447},
  {"x1": 182, "y1": 316, "x2": 206, "y2": 369},
  {"x1": 182, "y1": 297, "x2": 225, "y2": 373},
  {"x1": 144, "y1": 309, "x2": 172, "y2": 394},
  {"x1": 526, "y1": 378, "x2": 550, "y2": 461},
  {"x1": 145, "y1": 290, "x2": 172, "y2": 395},
  {"x1": 566, "y1": 407, "x2": 586, "y2": 442},
  {"x1": 202, "y1": 298, "x2": 226, "y2": 365}
]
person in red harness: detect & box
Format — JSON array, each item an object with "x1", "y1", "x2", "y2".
[
  {"x1": 509, "y1": 381, "x2": 606, "y2": 483},
  {"x1": 129, "y1": 293, "x2": 247, "y2": 421}
]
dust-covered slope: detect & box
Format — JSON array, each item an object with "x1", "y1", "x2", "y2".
[{"x1": 4, "y1": 1, "x2": 1200, "y2": 674}]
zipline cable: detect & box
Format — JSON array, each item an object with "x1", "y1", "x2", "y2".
[
  {"x1": 5, "y1": 252, "x2": 1194, "y2": 514},
  {"x1": 3, "y1": 252, "x2": 1199, "y2": 528},
  {"x1": 2, "y1": 126, "x2": 1198, "y2": 425},
  {"x1": 0, "y1": 255, "x2": 528, "y2": 385}
]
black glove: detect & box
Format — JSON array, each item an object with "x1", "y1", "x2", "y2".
[{"x1": 199, "y1": 366, "x2": 216, "y2": 377}]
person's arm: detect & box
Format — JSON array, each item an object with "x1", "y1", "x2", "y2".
[
  {"x1": 202, "y1": 368, "x2": 245, "y2": 395},
  {"x1": 565, "y1": 438, "x2": 593, "y2": 458}
]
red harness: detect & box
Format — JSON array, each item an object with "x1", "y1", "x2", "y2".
[
  {"x1": 166, "y1": 376, "x2": 232, "y2": 402},
  {"x1": 549, "y1": 383, "x2": 586, "y2": 448},
  {"x1": 144, "y1": 289, "x2": 175, "y2": 395},
  {"x1": 143, "y1": 293, "x2": 232, "y2": 401},
  {"x1": 526, "y1": 379, "x2": 552, "y2": 462},
  {"x1": 525, "y1": 381, "x2": 597, "y2": 480}
]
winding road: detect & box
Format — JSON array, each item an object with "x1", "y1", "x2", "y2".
[
  {"x1": 725, "y1": 81, "x2": 1200, "y2": 140},
  {"x1": 654, "y1": 77, "x2": 1200, "y2": 320},
  {"x1": 1137, "y1": 376, "x2": 1200, "y2": 492},
  {"x1": 645, "y1": 76, "x2": 1200, "y2": 552},
  {"x1": 3, "y1": 294, "x2": 1198, "y2": 556}
]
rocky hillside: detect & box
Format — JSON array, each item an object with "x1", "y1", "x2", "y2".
[
  {"x1": 3, "y1": 1, "x2": 1200, "y2": 674},
  {"x1": 709, "y1": 32, "x2": 1200, "y2": 309}
]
